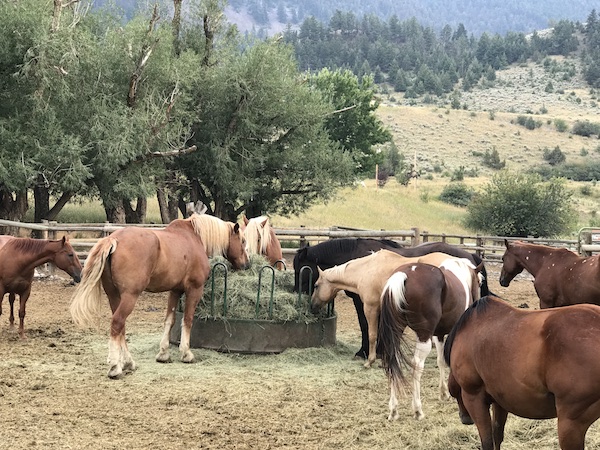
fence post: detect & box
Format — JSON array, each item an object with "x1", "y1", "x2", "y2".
[
  {"x1": 411, "y1": 227, "x2": 421, "y2": 246},
  {"x1": 476, "y1": 235, "x2": 484, "y2": 259},
  {"x1": 299, "y1": 225, "x2": 306, "y2": 248}
]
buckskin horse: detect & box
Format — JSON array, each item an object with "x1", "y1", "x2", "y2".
[
  {"x1": 70, "y1": 214, "x2": 249, "y2": 379},
  {"x1": 295, "y1": 238, "x2": 490, "y2": 358},
  {"x1": 310, "y1": 249, "x2": 481, "y2": 368},
  {"x1": 378, "y1": 260, "x2": 481, "y2": 421},
  {"x1": 0, "y1": 236, "x2": 82, "y2": 338},
  {"x1": 444, "y1": 295, "x2": 600, "y2": 450},
  {"x1": 499, "y1": 239, "x2": 600, "y2": 309}
]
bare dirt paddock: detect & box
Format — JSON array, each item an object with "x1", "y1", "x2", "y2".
[{"x1": 0, "y1": 264, "x2": 598, "y2": 450}]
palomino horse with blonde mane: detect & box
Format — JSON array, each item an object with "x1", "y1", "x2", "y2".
[
  {"x1": 311, "y1": 249, "x2": 481, "y2": 369},
  {"x1": 0, "y1": 236, "x2": 82, "y2": 338},
  {"x1": 242, "y1": 215, "x2": 284, "y2": 269},
  {"x1": 500, "y1": 239, "x2": 600, "y2": 309},
  {"x1": 378, "y1": 260, "x2": 482, "y2": 421},
  {"x1": 70, "y1": 214, "x2": 249, "y2": 379},
  {"x1": 444, "y1": 295, "x2": 600, "y2": 450}
]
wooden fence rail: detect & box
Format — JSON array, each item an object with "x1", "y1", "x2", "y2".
[{"x1": 0, "y1": 219, "x2": 589, "y2": 265}]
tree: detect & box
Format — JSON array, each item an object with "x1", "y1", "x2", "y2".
[
  {"x1": 177, "y1": 39, "x2": 355, "y2": 220},
  {"x1": 309, "y1": 68, "x2": 392, "y2": 175},
  {"x1": 465, "y1": 172, "x2": 575, "y2": 237}
]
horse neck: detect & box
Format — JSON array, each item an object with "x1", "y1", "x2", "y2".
[
  {"x1": 324, "y1": 264, "x2": 358, "y2": 292},
  {"x1": 15, "y1": 240, "x2": 57, "y2": 272},
  {"x1": 516, "y1": 244, "x2": 564, "y2": 275}
]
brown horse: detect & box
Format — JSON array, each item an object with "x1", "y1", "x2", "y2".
[
  {"x1": 311, "y1": 249, "x2": 480, "y2": 368},
  {"x1": 499, "y1": 239, "x2": 600, "y2": 309},
  {"x1": 444, "y1": 295, "x2": 600, "y2": 450},
  {"x1": 378, "y1": 260, "x2": 481, "y2": 421},
  {"x1": 0, "y1": 236, "x2": 82, "y2": 338},
  {"x1": 70, "y1": 214, "x2": 249, "y2": 379},
  {"x1": 242, "y1": 215, "x2": 284, "y2": 269}
]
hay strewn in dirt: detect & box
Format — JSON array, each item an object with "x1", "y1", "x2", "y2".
[{"x1": 185, "y1": 255, "x2": 329, "y2": 323}]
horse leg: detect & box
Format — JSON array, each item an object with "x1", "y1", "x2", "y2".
[
  {"x1": 106, "y1": 292, "x2": 137, "y2": 379},
  {"x1": 433, "y1": 336, "x2": 450, "y2": 400},
  {"x1": 492, "y1": 403, "x2": 508, "y2": 450},
  {"x1": 462, "y1": 391, "x2": 494, "y2": 450},
  {"x1": 348, "y1": 292, "x2": 369, "y2": 359},
  {"x1": 178, "y1": 287, "x2": 204, "y2": 363},
  {"x1": 8, "y1": 293, "x2": 16, "y2": 328},
  {"x1": 363, "y1": 302, "x2": 380, "y2": 368},
  {"x1": 411, "y1": 339, "x2": 432, "y2": 420},
  {"x1": 156, "y1": 291, "x2": 180, "y2": 363},
  {"x1": 17, "y1": 288, "x2": 31, "y2": 339}
]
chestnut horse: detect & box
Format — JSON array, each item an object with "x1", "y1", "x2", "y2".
[
  {"x1": 444, "y1": 295, "x2": 600, "y2": 450},
  {"x1": 499, "y1": 239, "x2": 600, "y2": 309},
  {"x1": 242, "y1": 215, "x2": 284, "y2": 269},
  {"x1": 0, "y1": 236, "x2": 82, "y2": 337},
  {"x1": 378, "y1": 260, "x2": 481, "y2": 421},
  {"x1": 70, "y1": 214, "x2": 249, "y2": 379},
  {"x1": 311, "y1": 249, "x2": 480, "y2": 368}
]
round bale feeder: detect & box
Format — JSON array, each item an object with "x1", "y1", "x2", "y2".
[{"x1": 169, "y1": 257, "x2": 336, "y2": 354}]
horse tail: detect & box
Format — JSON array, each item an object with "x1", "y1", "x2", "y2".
[
  {"x1": 378, "y1": 271, "x2": 413, "y2": 396},
  {"x1": 70, "y1": 237, "x2": 118, "y2": 327}
]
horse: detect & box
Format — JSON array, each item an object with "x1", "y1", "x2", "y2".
[
  {"x1": 378, "y1": 260, "x2": 481, "y2": 421},
  {"x1": 242, "y1": 215, "x2": 285, "y2": 269},
  {"x1": 444, "y1": 295, "x2": 600, "y2": 450},
  {"x1": 69, "y1": 213, "x2": 249, "y2": 379},
  {"x1": 310, "y1": 249, "x2": 481, "y2": 368},
  {"x1": 295, "y1": 238, "x2": 491, "y2": 358},
  {"x1": 499, "y1": 239, "x2": 600, "y2": 309},
  {"x1": 0, "y1": 236, "x2": 82, "y2": 338}
]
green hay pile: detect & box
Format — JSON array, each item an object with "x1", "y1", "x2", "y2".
[{"x1": 184, "y1": 254, "x2": 330, "y2": 323}]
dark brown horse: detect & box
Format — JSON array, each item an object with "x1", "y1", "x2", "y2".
[
  {"x1": 378, "y1": 260, "x2": 481, "y2": 421},
  {"x1": 70, "y1": 214, "x2": 248, "y2": 379},
  {"x1": 444, "y1": 295, "x2": 600, "y2": 450},
  {"x1": 0, "y1": 236, "x2": 82, "y2": 338},
  {"x1": 499, "y1": 239, "x2": 600, "y2": 308},
  {"x1": 242, "y1": 215, "x2": 285, "y2": 269}
]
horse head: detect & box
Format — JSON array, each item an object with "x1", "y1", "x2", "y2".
[
  {"x1": 226, "y1": 223, "x2": 250, "y2": 270},
  {"x1": 310, "y1": 267, "x2": 339, "y2": 314},
  {"x1": 499, "y1": 239, "x2": 524, "y2": 287},
  {"x1": 53, "y1": 236, "x2": 83, "y2": 283},
  {"x1": 293, "y1": 245, "x2": 318, "y2": 293}
]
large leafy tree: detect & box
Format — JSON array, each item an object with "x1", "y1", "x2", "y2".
[{"x1": 465, "y1": 171, "x2": 575, "y2": 237}]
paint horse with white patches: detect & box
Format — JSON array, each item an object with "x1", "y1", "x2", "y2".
[
  {"x1": 378, "y1": 260, "x2": 482, "y2": 420},
  {"x1": 310, "y1": 249, "x2": 481, "y2": 369},
  {"x1": 500, "y1": 239, "x2": 600, "y2": 309}
]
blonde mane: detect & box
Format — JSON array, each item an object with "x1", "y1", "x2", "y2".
[
  {"x1": 188, "y1": 213, "x2": 232, "y2": 257},
  {"x1": 244, "y1": 216, "x2": 273, "y2": 255}
]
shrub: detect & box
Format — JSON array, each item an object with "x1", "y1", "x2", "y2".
[
  {"x1": 554, "y1": 119, "x2": 568, "y2": 133},
  {"x1": 543, "y1": 146, "x2": 566, "y2": 165},
  {"x1": 482, "y1": 147, "x2": 506, "y2": 169},
  {"x1": 572, "y1": 121, "x2": 600, "y2": 137},
  {"x1": 465, "y1": 172, "x2": 575, "y2": 237},
  {"x1": 439, "y1": 183, "x2": 474, "y2": 207}
]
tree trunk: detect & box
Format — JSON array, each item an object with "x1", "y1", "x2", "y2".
[
  {"x1": 0, "y1": 188, "x2": 29, "y2": 235},
  {"x1": 172, "y1": 0, "x2": 183, "y2": 56},
  {"x1": 104, "y1": 203, "x2": 126, "y2": 224},
  {"x1": 33, "y1": 177, "x2": 50, "y2": 223},
  {"x1": 123, "y1": 197, "x2": 147, "y2": 223},
  {"x1": 157, "y1": 185, "x2": 180, "y2": 224}
]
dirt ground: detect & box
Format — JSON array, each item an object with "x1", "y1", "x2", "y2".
[{"x1": 0, "y1": 263, "x2": 583, "y2": 450}]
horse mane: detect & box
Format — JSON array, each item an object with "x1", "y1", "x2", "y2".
[
  {"x1": 440, "y1": 258, "x2": 481, "y2": 293},
  {"x1": 244, "y1": 216, "x2": 273, "y2": 254},
  {"x1": 7, "y1": 238, "x2": 49, "y2": 255},
  {"x1": 443, "y1": 295, "x2": 493, "y2": 366},
  {"x1": 324, "y1": 263, "x2": 348, "y2": 281},
  {"x1": 188, "y1": 214, "x2": 232, "y2": 257}
]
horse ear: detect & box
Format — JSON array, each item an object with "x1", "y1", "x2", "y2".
[
  {"x1": 242, "y1": 215, "x2": 249, "y2": 225},
  {"x1": 258, "y1": 216, "x2": 268, "y2": 228},
  {"x1": 233, "y1": 223, "x2": 241, "y2": 234},
  {"x1": 317, "y1": 267, "x2": 325, "y2": 276},
  {"x1": 504, "y1": 239, "x2": 510, "y2": 249},
  {"x1": 61, "y1": 236, "x2": 67, "y2": 245}
]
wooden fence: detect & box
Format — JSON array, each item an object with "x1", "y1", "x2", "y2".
[{"x1": 1, "y1": 219, "x2": 593, "y2": 266}]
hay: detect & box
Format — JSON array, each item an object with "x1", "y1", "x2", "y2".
[{"x1": 184, "y1": 254, "x2": 330, "y2": 323}]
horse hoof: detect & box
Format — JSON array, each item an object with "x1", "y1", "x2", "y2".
[
  {"x1": 155, "y1": 352, "x2": 172, "y2": 364},
  {"x1": 181, "y1": 352, "x2": 195, "y2": 364},
  {"x1": 107, "y1": 366, "x2": 123, "y2": 379},
  {"x1": 363, "y1": 361, "x2": 373, "y2": 369},
  {"x1": 122, "y1": 360, "x2": 137, "y2": 373},
  {"x1": 414, "y1": 412, "x2": 425, "y2": 421}
]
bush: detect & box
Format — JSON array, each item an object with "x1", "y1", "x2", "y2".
[
  {"x1": 465, "y1": 172, "x2": 575, "y2": 237},
  {"x1": 543, "y1": 146, "x2": 566, "y2": 165},
  {"x1": 572, "y1": 121, "x2": 600, "y2": 137},
  {"x1": 439, "y1": 183, "x2": 474, "y2": 207},
  {"x1": 482, "y1": 147, "x2": 506, "y2": 169},
  {"x1": 554, "y1": 119, "x2": 568, "y2": 133}
]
